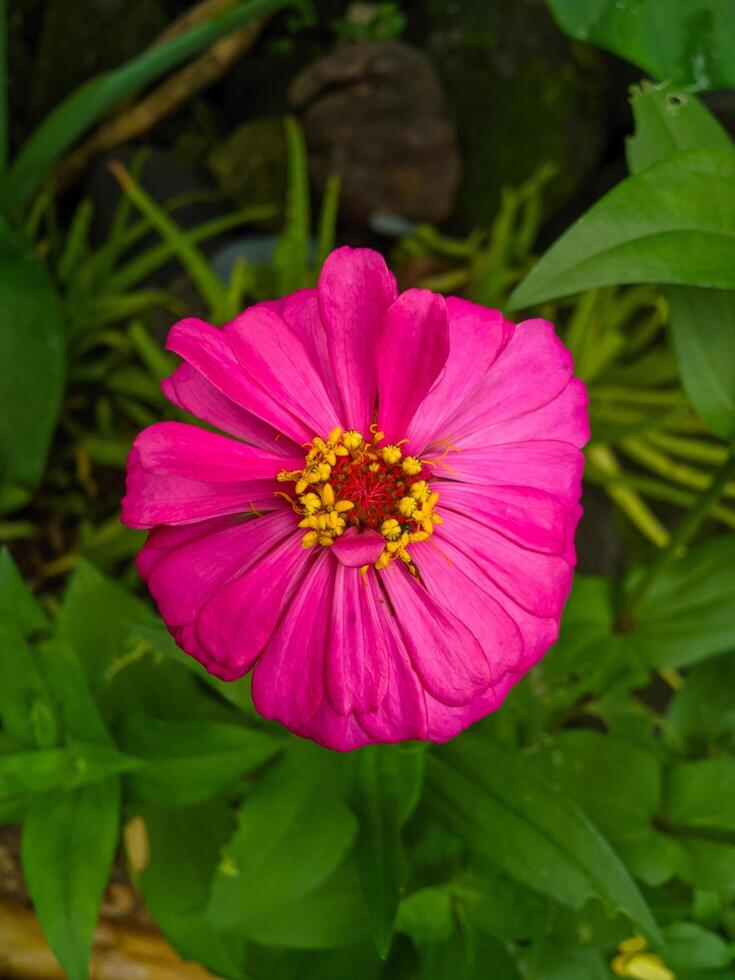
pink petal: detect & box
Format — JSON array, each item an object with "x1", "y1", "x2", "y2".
[
  {"x1": 418, "y1": 534, "x2": 559, "y2": 673},
  {"x1": 226, "y1": 305, "x2": 342, "y2": 439},
  {"x1": 380, "y1": 563, "x2": 492, "y2": 706},
  {"x1": 161, "y1": 362, "x2": 290, "y2": 452},
  {"x1": 434, "y1": 441, "x2": 584, "y2": 507},
  {"x1": 377, "y1": 289, "x2": 449, "y2": 442},
  {"x1": 357, "y1": 613, "x2": 429, "y2": 743},
  {"x1": 434, "y1": 509, "x2": 574, "y2": 619},
  {"x1": 437, "y1": 481, "x2": 570, "y2": 555},
  {"x1": 145, "y1": 511, "x2": 295, "y2": 628},
  {"x1": 251, "y1": 553, "x2": 334, "y2": 728},
  {"x1": 331, "y1": 527, "x2": 386, "y2": 567},
  {"x1": 136, "y1": 516, "x2": 234, "y2": 580},
  {"x1": 277, "y1": 289, "x2": 341, "y2": 408},
  {"x1": 166, "y1": 318, "x2": 314, "y2": 444},
  {"x1": 411, "y1": 539, "x2": 523, "y2": 683},
  {"x1": 317, "y1": 247, "x2": 397, "y2": 432},
  {"x1": 407, "y1": 297, "x2": 514, "y2": 454},
  {"x1": 196, "y1": 532, "x2": 312, "y2": 677},
  {"x1": 130, "y1": 422, "x2": 301, "y2": 482},
  {"x1": 457, "y1": 377, "x2": 590, "y2": 451},
  {"x1": 326, "y1": 566, "x2": 390, "y2": 715},
  {"x1": 442, "y1": 319, "x2": 574, "y2": 447},
  {"x1": 122, "y1": 451, "x2": 282, "y2": 529}
]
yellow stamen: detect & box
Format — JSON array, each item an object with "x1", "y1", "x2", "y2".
[
  {"x1": 301, "y1": 531, "x2": 318, "y2": 548},
  {"x1": 342, "y1": 430, "x2": 363, "y2": 450},
  {"x1": 381, "y1": 445, "x2": 402, "y2": 465},
  {"x1": 402, "y1": 456, "x2": 422, "y2": 476},
  {"x1": 381, "y1": 518, "x2": 401, "y2": 540}
]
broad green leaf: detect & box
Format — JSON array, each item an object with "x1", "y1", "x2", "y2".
[
  {"x1": 348, "y1": 744, "x2": 425, "y2": 956},
  {"x1": 666, "y1": 758, "x2": 735, "y2": 833},
  {"x1": 33, "y1": 639, "x2": 112, "y2": 745},
  {"x1": 667, "y1": 652, "x2": 735, "y2": 745},
  {"x1": 629, "y1": 535, "x2": 735, "y2": 669},
  {"x1": 243, "y1": 860, "x2": 369, "y2": 950},
  {"x1": 526, "y1": 942, "x2": 611, "y2": 980},
  {"x1": 457, "y1": 863, "x2": 549, "y2": 941},
  {"x1": 527, "y1": 732, "x2": 674, "y2": 886},
  {"x1": 508, "y1": 150, "x2": 735, "y2": 309},
  {"x1": 207, "y1": 744, "x2": 357, "y2": 932},
  {"x1": 626, "y1": 82, "x2": 732, "y2": 174},
  {"x1": 21, "y1": 778, "x2": 120, "y2": 980},
  {"x1": 674, "y1": 838, "x2": 735, "y2": 891},
  {"x1": 0, "y1": 224, "x2": 64, "y2": 486},
  {"x1": 397, "y1": 886, "x2": 453, "y2": 944},
  {"x1": 546, "y1": 0, "x2": 735, "y2": 91},
  {"x1": 419, "y1": 934, "x2": 521, "y2": 980},
  {"x1": 2, "y1": 0, "x2": 293, "y2": 216},
  {"x1": 0, "y1": 743, "x2": 137, "y2": 799},
  {"x1": 138, "y1": 801, "x2": 246, "y2": 978},
  {"x1": 624, "y1": 83, "x2": 735, "y2": 440},
  {"x1": 426, "y1": 735, "x2": 660, "y2": 942},
  {"x1": 668, "y1": 285, "x2": 735, "y2": 439},
  {"x1": 119, "y1": 714, "x2": 281, "y2": 805},
  {"x1": 58, "y1": 558, "x2": 251, "y2": 718},
  {"x1": 0, "y1": 625, "x2": 59, "y2": 747},
  {"x1": 660, "y1": 922, "x2": 733, "y2": 971},
  {"x1": 0, "y1": 547, "x2": 48, "y2": 637}
]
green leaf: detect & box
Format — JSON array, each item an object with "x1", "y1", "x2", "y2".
[
  {"x1": 33, "y1": 639, "x2": 113, "y2": 745},
  {"x1": 668, "y1": 286, "x2": 735, "y2": 439},
  {"x1": 397, "y1": 886, "x2": 453, "y2": 945},
  {"x1": 0, "y1": 223, "x2": 64, "y2": 486},
  {"x1": 243, "y1": 859, "x2": 369, "y2": 950},
  {"x1": 274, "y1": 116, "x2": 311, "y2": 294},
  {"x1": 666, "y1": 758, "x2": 735, "y2": 833},
  {"x1": 21, "y1": 778, "x2": 120, "y2": 980},
  {"x1": 546, "y1": 0, "x2": 735, "y2": 91},
  {"x1": 2, "y1": 0, "x2": 293, "y2": 216},
  {"x1": 119, "y1": 714, "x2": 281, "y2": 805},
  {"x1": 667, "y1": 652, "x2": 735, "y2": 745},
  {"x1": 419, "y1": 934, "x2": 521, "y2": 980},
  {"x1": 58, "y1": 558, "x2": 252, "y2": 719},
  {"x1": 426, "y1": 735, "x2": 661, "y2": 943},
  {"x1": 624, "y1": 83, "x2": 735, "y2": 441},
  {"x1": 660, "y1": 922, "x2": 733, "y2": 971},
  {"x1": 0, "y1": 743, "x2": 137, "y2": 799},
  {"x1": 629, "y1": 535, "x2": 735, "y2": 669},
  {"x1": 456, "y1": 862, "x2": 549, "y2": 941},
  {"x1": 207, "y1": 743, "x2": 357, "y2": 933},
  {"x1": 626, "y1": 82, "x2": 732, "y2": 174},
  {"x1": 0, "y1": 547, "x2": 48, "y2": 638},
  {"x1": 527, "y1": 732, "x2": 674, "y2": 885},
  {"x1": 348, "y1": 744, "x2": 425, "y2": 957},
  {"x1": 138, "y1": 800, "x2": 246, "y2": 978},
  {"x1": 507, "y1": 150, "x2": 735, "y2": 309},
  {"x1": 0, "y1": 625, "x2": 59, "y2": 747}
]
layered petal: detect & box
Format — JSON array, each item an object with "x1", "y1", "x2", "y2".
[
  {"x1": 407, "y1": 297, "x2": 514, "y2": 453},
  {"x1": 121, "y1": 422, "x2": 297, "y2": 529},
  {"x1": 317, "y1": 247, "x2": 397, "y2": 432},
  {"x1": 326, "y1": 566, "x2": 390, "y2": 715},
  {"x1": 276, "y1": 288, "x2": 341, "y2": 407},
  {"x1": 196, "y1": 531, "x2": 313, "y2": 677},
  {"x1": 166, "y1": 318, "x2": 314, "y2": 444},
  {"x1": 144, "y1": 510, "x2": 295, "y2": 629},
  {"x1": 442, "y1": 319, "x2": 574, "y2": 447},
  {"x1": 377, "y1": 289, "x2": 449, "y2": 443},
  {"x1": 251, "y1": 552, "x2": 334, "y2": 728},
  {"x1": 380, "y1": 562, "x2": 492, "y2": 706},
  {"x1": 226, "y1": 305, "x2": 342, "y2": 438},
  {"x1": 161, "y1": 362, "x2": 289, "y2": 452},
  {"x1": 435, "y1": 441, "x2": 584, "y2": 506}
]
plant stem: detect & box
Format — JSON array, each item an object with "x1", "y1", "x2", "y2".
[{"x1": 617, "y1": 448, "x2": 735, "y2": 626}]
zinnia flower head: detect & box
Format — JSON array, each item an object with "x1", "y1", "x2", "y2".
[{"x1": 122, "y1": 247, "x2": 589, "y2": 750}]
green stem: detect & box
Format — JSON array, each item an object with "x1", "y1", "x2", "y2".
[{"x1": 618, "y1": 448, "x2": 735, "y2": 625}]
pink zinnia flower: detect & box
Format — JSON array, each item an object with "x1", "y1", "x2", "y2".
[{"x1": 122, "y1": 247, "x2": 589, "y2": 750}]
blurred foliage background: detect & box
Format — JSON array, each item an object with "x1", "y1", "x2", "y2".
[{"x1": 1, "y1": 1, "x2": 735, "y2": 978}]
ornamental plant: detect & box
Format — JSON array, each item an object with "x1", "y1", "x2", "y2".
[{"x1": 122, "y1": 246, "x2": 588, "y2": 747}]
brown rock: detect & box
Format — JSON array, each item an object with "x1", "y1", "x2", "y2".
[{"x1": 289, "y1": 41, "x2": 461, "y2": 224}]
